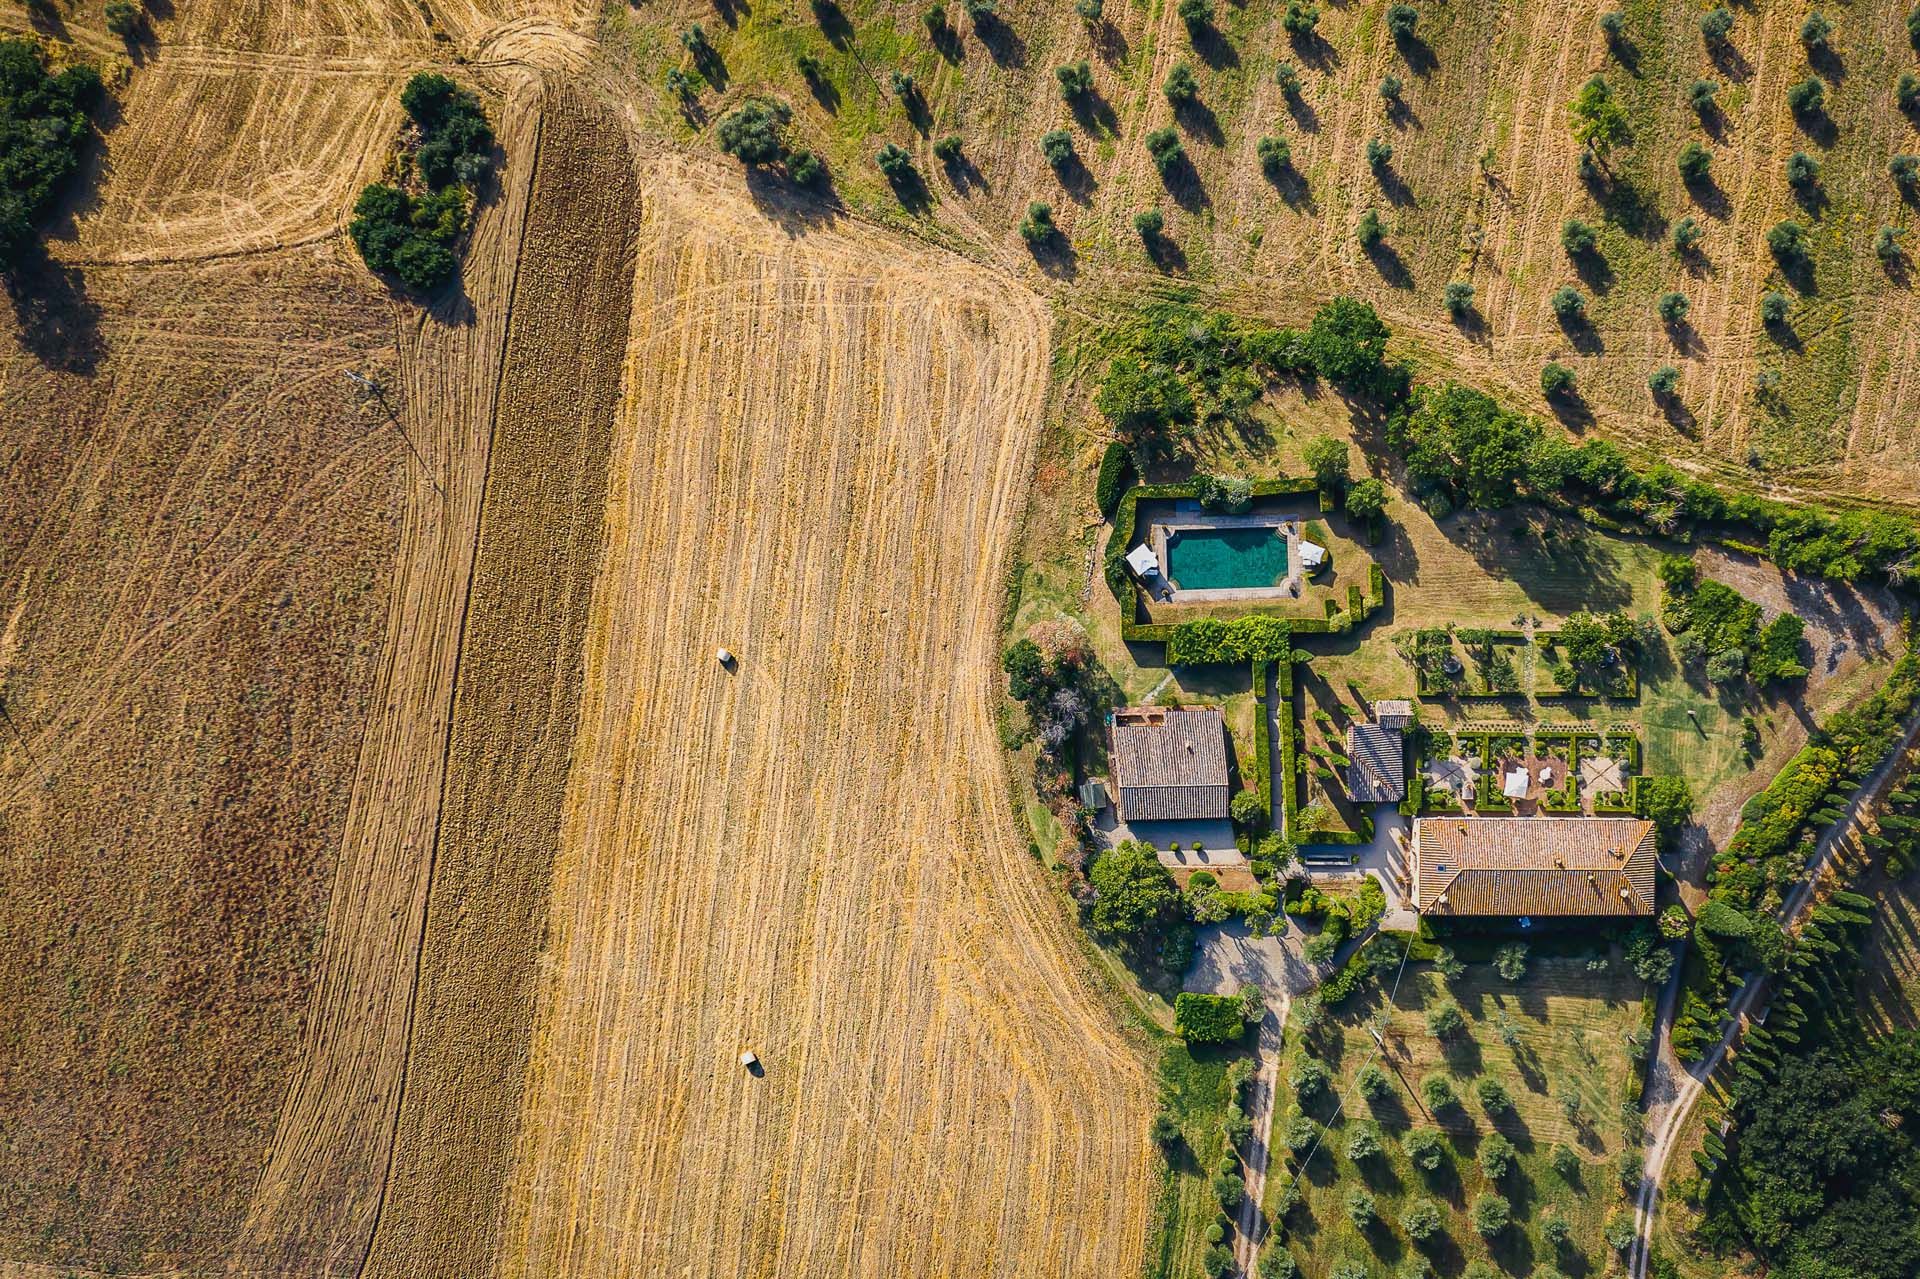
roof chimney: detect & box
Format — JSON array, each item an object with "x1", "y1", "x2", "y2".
[
  {"x1": 1620, "y1": 887, "x2": 1631, "y2": 900},
  {"x1": 1587, "y1": 874, "x2": 1596, "y2": 886}
]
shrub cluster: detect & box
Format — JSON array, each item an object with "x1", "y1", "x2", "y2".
[
  {"x1": 349, "y1": 74, "x2": 494, "y2": 291},
  {"x1": 1094, "y1": 297, "x2": 1403, "y2": 463},
  {"x1": 1386, "y1": 377, "x2": 1920, "y2": 582},
  {"x1": 1174, "y1": 991, "x2": 1250, "y2": 1043},
  {"x1": 0, "y1": 38, "x2": 104, "y2": 270}
]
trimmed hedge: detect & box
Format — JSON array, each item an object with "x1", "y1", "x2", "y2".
[
  {"x1": 1168, "y1": 615, "x2": 1293, "y2": 664},
  {"x1": 1095, "y1": 440, "x2": 1132, "y2": 517},
  {"x1": 1252, "y1": 660, "x2": 1274, "y2": 816}
]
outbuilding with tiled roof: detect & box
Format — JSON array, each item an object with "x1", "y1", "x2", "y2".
[
  {"x1": 1110, "y1": 707, "x2": 1231, "y2": 822},
  {"x1": 1411, "y1": 816, "x2": 1657, "y2": 917}
]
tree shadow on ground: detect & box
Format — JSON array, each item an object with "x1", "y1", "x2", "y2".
[
  {"x1": 1559, "y1": 314, "x2": 1603, "y2": 357},
  {"x1": 1685, "y1": 171, "x2": 1730, "y2": 220},
  {"x1": 1192, "y1": 22, "x2": 1239, "y2": 70},
  {"x1": 1284, "y1": 90, "x2": 1320, "y2": 132},
  {"x1": 1365, "y1": 240, "x2": 1412, "y2": 288},
  {"x1": 1142, "y1": 228, "x2": 1187, "y2": 273},
  {"x1": 1051, "y1": 154, "x2": 1097, "y2": 203},
  {"x1": 744, "y1": 167, "x2": 844, "y2": 235},
  {"x1": 802, "y1": 68, "x2": 840, "y2": 112},
  {"x1": 940, "y1": 151, "x2": 989, "y2": 195},
  {"x1": 6, "y1": 251, "x2": 106, "y2": 374},
  {"x1": 1069, "y1": 89, "x2": 1119, "y2": 136},
  {"x1": 1377, "y1": 163, "x2": 1416, "y2": 208},
  {"x1": 1570, "y1": 247, "x2": 1614, "y2": 296},
  {"x1": 1586, "y1": 170, "x2": 1663, "y2": 240},
  {"x1": 1291, "y1": 28, "x2": 1340, "y2": 72},
  {"x1": 1809, "y1": 43, "x2": 1844, "y2": 85},
  {"x1": 1161, "y1": 156, "x2": 1211, "y2": 212},
  {"x1": 811, "y1": 0, "x2": 852, "y2": 47},
  {"x1": 1796, "y1": 106, "x2": 1837, "y2": 149},
  {"x1": 1175, "y1": 97, "x2": 1224, "y2": 146},
  {"x1": 1091, "y1": 19, "x2": 1129, "y2": 62},
  {"x1": 1606, "y1": 34, "x2": 1641, "y2": 75},
  {"x1": 1708, "y1": 39, "x2": 1751, "y2": 83},
  {"x1": 1027, "y1": 232, "x2": 1078, "y2": 280},
  {"x1": 975, "y1": 14, "x2": 1027, "y2": 68},
  {"x1": 883, "y1": 166, "x2": 931, "y2": 215}
]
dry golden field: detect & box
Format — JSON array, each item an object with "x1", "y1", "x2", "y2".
[{"x1": 0, "y1": 0, "x2": 1159, "y2": 1269}]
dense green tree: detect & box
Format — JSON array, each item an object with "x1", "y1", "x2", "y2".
[
  {"x1": 1788, "y1": 76, "x2": 1826, "y2": 114},
  {"x1": 1569, "y1": 75, "x2": 1629, "y2": 159},
  {"x1": 1405, "y1": 1126, "x2": 1446, "y2": 1170},
  {"x1": 718, "y1": 96, "x2": 793, "y2": 165},
  {"x1": 1346, "y1": 477, "x2": 1387, "y2": 523},
  {"x1": 1471, "y1": 1193, "x2": 1511, "y2": 1237},
  {"x1": 1055, "y1": 59, "x2": 1093, "y2": 99},
  {"x1": 1479, "y1": 1132, "x2": 1517, "y2": 1180},
  {"x1": 1163, "y1": 61, "x2": 1199, "y2": 103},
  {"x1": 1257, "y1": 134, "x2": 1291, "y2": 177},
  {"x1": 1086, "y1": 841, "x2": 1176, "y2": 938},
  {"x1": 1145, "y1": 127, "x2": 1185, "y2": 175},
  {"x1": 1388, "y1": 381, "x2": 1541, "y2": 508},
  {"x1": 0, "y1": 39, "x2": 104, "y2": 269},
  {"x1": 1402, "y1": 1197, "x2": 1443, "y2": 1241},
  {"x1": 1678, "y1": 140, "x2": 1711, "y2": 181},
  {"x1": 1303, "y1": 435, "x2": 1351, "y2": 488},
  {"x1": 1639, "y1": 775, "x2": 1694, "y2": 837}
]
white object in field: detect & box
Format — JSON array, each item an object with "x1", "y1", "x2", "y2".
[
  {"x1": 716, "y1": 647, "x2": 734, "y2": 665},
  {"x1": 1539, "y1": 765, "x2": 1554, "y2": 786},
  {"x1": 1299, "y1": 540, "x2": 1328, "y2": 571},
  {"x1": 740, "y1": 1050, "x2": 758, "y2": 1068},
  {"x1": 1125, "y1": 543, "x2": 1160, "y2": 579}
]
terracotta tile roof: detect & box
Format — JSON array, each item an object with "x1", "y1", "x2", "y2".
[
  {"x1": 1345, "y1": 723, "x2": 1405, "y2": 803},
  {"x1": 1112, "y1": 708, "x2": 1230, "y2": 821},
  {"x1": 1412, "y1": 816, "x2": 1656, "y2": 917}
]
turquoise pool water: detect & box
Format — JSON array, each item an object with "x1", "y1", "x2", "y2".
[{"x1": 1165, "y1": 526, "x2": 1290, "y2": 590}]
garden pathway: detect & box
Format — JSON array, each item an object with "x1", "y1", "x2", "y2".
[{"x1": 1184, "y1": 921, "x2": 1309, "y2": 1279}]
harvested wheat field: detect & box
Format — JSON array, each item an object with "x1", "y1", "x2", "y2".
[{"x1": 463, "y1": 156, "x2": 1154, "y2": 1279}]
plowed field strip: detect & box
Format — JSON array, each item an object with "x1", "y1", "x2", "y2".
[
  {"x1": 223, "y1": 80, "x2": 545, "y2": 1279},
  {"x1": 357, "y1": 82, "x2": 640, "y2": 1279}
]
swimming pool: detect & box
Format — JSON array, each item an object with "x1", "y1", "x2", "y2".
[{"x1": 1165, "y1": 525, "x2": 1290, "y2": 590}]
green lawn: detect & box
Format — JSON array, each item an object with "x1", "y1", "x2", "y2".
[
  {"x1": 1266, "y1": 956, "x2": 1652, "y2": 1279},
  {"x1": 1145, "y1": 1038, "x2": 1252, "y2": 1279}
]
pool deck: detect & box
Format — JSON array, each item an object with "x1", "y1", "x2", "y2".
[{"x1": 1145, "y1": 506, "x2": 1304, "y2": 604}]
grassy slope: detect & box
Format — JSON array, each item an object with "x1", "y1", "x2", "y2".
[
  {"x1": 1271, "y1": 958, "x2": 1651, "y2": 1278},
  {"x1": 606, "y1": 0, "x2": 1920, "y2": 506}
]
